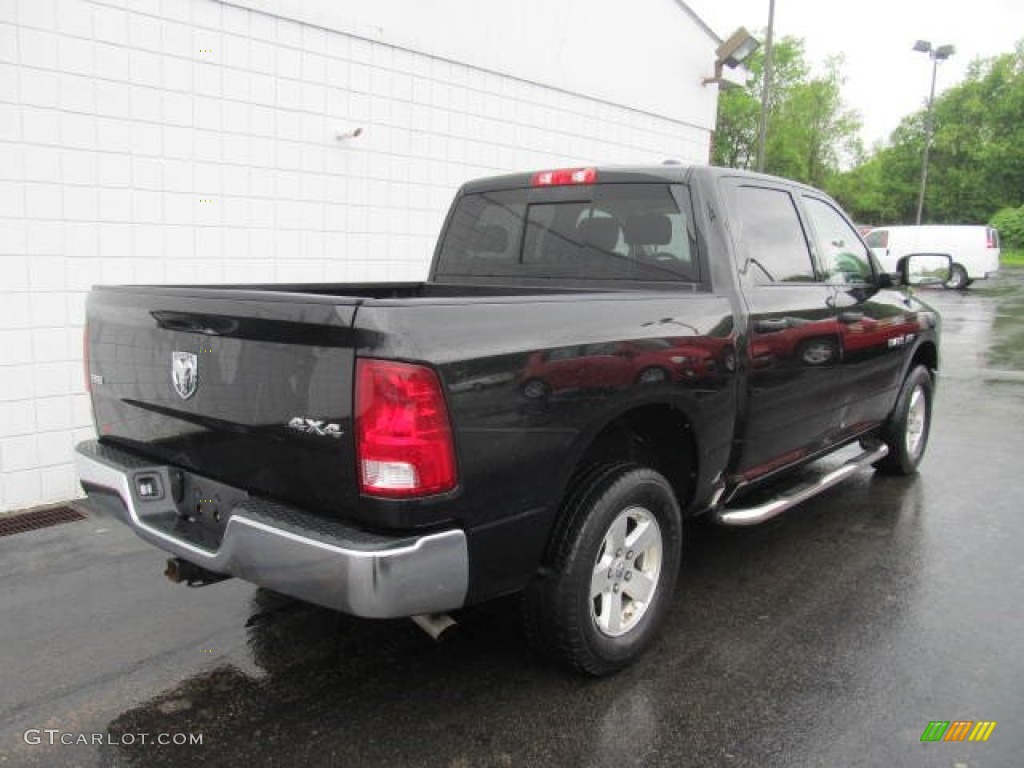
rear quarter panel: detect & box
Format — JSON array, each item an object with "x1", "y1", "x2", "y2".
[{"x1": 354, "y1": 292, "x2": 738, "y2": 599}]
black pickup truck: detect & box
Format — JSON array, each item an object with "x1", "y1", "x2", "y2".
[{"x1": 75, "y1": 165, "x2": 945, "y2": 674}]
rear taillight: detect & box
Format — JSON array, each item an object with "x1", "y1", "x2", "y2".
[
  {"x1": 531, "y1": 167, "x2": 597, "y2": 187},
  {"x1": 987, "y1": 228, "x2": 998, "y2": 248},
  {"x1": 355, "y1": 359, "x2": 456, "y2": 498}
]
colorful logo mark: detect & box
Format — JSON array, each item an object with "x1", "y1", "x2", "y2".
[{"x1": 920, "y1": 721, "x2": 997, "y2": 742}]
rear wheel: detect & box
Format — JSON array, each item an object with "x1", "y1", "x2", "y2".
[
  {"x1": 945, "y1": 263, "x2": 969, "y2": 290},
  {"x1": 524, "y1": 463, "x2": 682, "y2": 675},
  {"x1": 874, "y1": 365, "x2": 934, "y2": 475}
]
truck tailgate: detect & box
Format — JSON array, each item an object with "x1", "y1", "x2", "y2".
[{"x1": 85, "y1": 287, "x2": 361, "y2": 515}]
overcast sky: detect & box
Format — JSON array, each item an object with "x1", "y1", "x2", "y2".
[{"x1": 685, "y1": 0, "x2": 1024, "y2": 149}]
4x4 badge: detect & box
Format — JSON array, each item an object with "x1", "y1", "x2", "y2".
[
  {"x1": 172, "y1": 351, "x2": 198, "y2": 400},
  {"x1": 288, "y1": 417, "x2": 342, "y2": 438}
]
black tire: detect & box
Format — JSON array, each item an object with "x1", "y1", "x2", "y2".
[
  {"x1": 874, "y1": 365, "x2": 934, "y2": 475},
  {"x1": 945, "y1": 263, "x2": 969, "y2": 290},
  {"x1": 523, "y1": 463, "x2": 682, "y2": 675}
]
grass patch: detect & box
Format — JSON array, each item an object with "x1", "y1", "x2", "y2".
[{"x1": 1002, "y1": 249, "x2": 1024, "y2": 267}]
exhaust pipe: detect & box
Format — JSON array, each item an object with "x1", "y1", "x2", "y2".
[
  {"x1": 164, "y1": 558, "x2": 231, "y2": 587},
  {"x1": 411, "y1": 613, "x2": 457, "y2": 641}
]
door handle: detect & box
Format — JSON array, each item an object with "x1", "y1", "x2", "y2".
[
  {"x1": 755, "y1": 318, "x2": 789, "y2": 333},
  {"x1": 839, "y1": 311, "x2": 864, "y2": 324}
]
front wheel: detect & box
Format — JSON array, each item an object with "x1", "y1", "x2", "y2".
[
  {"x1": 524, "y1": 463, "x2": 682, "y2": 675},
  {"x1": 874, "y1": 365, "x2": 934, "y2": 475}
]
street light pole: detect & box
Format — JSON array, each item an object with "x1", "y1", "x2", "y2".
[
  {"x1": 915, "y1": 54, "x2": 940, "y2": 225},
  {"x1": 756, "y1": 0, "x2": 776, "y2": 172},
  {"x1": 913, "y1": 40, "x2": 954, "y2": 225}
]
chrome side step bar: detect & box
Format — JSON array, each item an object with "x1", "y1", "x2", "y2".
[{"x1": 713, "y1": 443, "x2": 889, "y2": 527}]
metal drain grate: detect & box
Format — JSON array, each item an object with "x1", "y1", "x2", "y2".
[{"x1": 0, "y1": 506, "x2": 87, "y2": 537}]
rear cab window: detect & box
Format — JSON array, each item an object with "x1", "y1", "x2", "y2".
[{"x1": 435, "y1": 183, "x2": 700, "y2": 284}]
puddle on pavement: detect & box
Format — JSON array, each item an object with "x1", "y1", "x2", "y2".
[{"x1": 975, "y1": 267, "x2": 1024, "y2": 372}]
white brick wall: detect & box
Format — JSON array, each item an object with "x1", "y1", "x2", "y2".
[{"x1": 0, "y1": 0, "x2": 715, "y2": 512}]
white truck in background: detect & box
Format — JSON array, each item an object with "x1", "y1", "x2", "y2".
[{"x1": 865, "y1": 225, "x2": 1001, "y2": 289}]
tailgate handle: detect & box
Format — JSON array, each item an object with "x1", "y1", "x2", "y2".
[{"x1": 152, "y1": 311, "x2": 238, "y2": 336}]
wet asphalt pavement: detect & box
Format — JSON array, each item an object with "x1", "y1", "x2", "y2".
[{"x1": 2, "y1": 270, "x2": 1024, "y2": 768}]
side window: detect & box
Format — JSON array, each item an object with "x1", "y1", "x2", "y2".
[
  {"x1": 583, "y1": 342, "x2": 621, "y2": 356},
  {"x1": 547, "y1": 346, "x2": 582, "y2": 361},
  {"x1": 802, "y1": 197, "x2": 873, "y2": 284},
  {"x1": 733, "y1": 186, "x2": 816, "y2": 284}
]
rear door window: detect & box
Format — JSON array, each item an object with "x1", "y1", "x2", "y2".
[
  {"x1": 436, "y1": 184, "x2": 699, "y2": 282},
  {"x1": 731, "y1": 186, "x2": 817, "y2": 283}
]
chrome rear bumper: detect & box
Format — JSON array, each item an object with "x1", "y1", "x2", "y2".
[{"x1": 74, "y1": 441, "x2": 468, "y2": 618}]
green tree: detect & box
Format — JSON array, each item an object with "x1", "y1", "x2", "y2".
[
  {"x1": 712, "y1": 36, "x2": 862, "y2": 187},
  {"x1": 770, "y1": 56, "x2": 863, "y2": 187},
  {"x1": 831, "y1": 41, "x2": 1024, "y2": 226},
  {"x1": 713, "y1": 36, "x2": 810, "y2": 170},
  {"x1": 991, "y1": 206, "x2": 1024, "y2": 248},
  {"x1": 927, "y1": 44, "x2": 1024, "y2": 222},
  {"x1": 827, "y1": 119, "x2": 925, "y2": 224}
]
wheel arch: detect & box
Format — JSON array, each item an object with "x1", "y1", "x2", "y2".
[
  {"x1": 536, "y1": 401, "x2": 702, "y2": 570},
  {"x1": 577, "y1": 403, "x2": 698, "y2": 507},
  {"x1": 908, "y1": 339, "x2": 938, "y2": 379}
]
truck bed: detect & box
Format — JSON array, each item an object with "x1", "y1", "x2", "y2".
[{"x1": 85, "y1": 280, "x2": 720, "y2": 530}]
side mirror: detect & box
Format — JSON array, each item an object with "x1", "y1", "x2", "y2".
[{"x1": 900, "y1": 253, "x2": 952, "y2": 286}]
